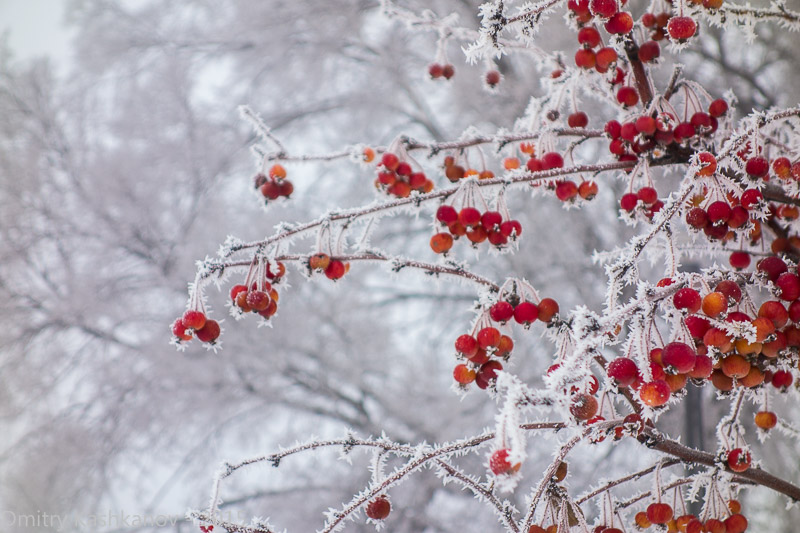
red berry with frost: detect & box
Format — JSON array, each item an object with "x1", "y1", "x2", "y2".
[
  {"x1": 453, "y1": 364, "x2": 476, "y2": 384},
  {"x1": 366, "y1": 496, "x2": 391, "y2": 520},
  {"x1": 477, "y1": 327, "x2": 501, "y2": 349},
  {"x1": 605, "y1": 11, "x2": 633, "y2": 34},
  {"x1": 578, "y1": 26, "x2": 602, "y2": 48},
  {"x1": 620, "y1": 193, "x2": 638, "y2": 212},
  {"x1": 490, "y1": 301, "x2": 515, "y2": 323},
  {"x1": 590, "y1": 0, "x2": 618, "y2": 18},
  {"x1": 172, "y1": 318, "x2": 192, "y2": 341},
  {"x1": 639, "y1": 380, "x2": 671, "y2": 407},
  {"x1": 556, "y1": 181, "x2": 578, "y2": 201},
  {"x1": 459, "y1": 207, "x2": 482, "y2": 228},
  {"x1": 637, "y1": 40, "x2": 660, "y2": 62},
  {"x1": 428, "y1": 63, "x2": 444, "y2": 78},
  {"x1": 455, "y1": 334, "x2": 479, "y2": 357},
  {"x1": 182, "y1": 310, "x2": 206, "y2": 330},
  {"x1": 489, "y1": 448, "x2": 520, "y2": 475},
  {"x1": 673, "y1": 288, "x2": 701, "y2": 313},
  {"x1": 442, "y1": 64, "x2": 455, "y2": 79},
  {"x1": 667, "y1": 16, "x2": 697, "y2": 41},
  {"x1": 538, "y1": 298, "x2": 559, "y2": 322},
  {"x1": 436, "y1": 205, "x2": 458, "y2": 225},
  {"x1": 607, "y1": 357, "x2": 638, "y2": 387},
  {"x1": 662, "y1": 342, "x2": 696, "y2": 374},
  {"x1": 514, "y1": 302, "x2": 539, "y2": 325},
  {"x1": 745, "y1": 156, "x2": 770, "y2": 178},
  {"x1": 727, "y1": 448, "x2": 751, "y2": 472}
]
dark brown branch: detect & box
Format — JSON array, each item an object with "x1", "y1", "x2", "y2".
[{"x1": 640, "y1": 427, "x2": 800, "y2": 503}]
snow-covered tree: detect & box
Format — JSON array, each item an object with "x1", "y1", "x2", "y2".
[{"x1": 3, "y1": 1, "x2": 800, "y2": 532}]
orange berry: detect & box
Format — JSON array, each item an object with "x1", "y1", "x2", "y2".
[
  {"x1": 755, "y1": 410, "x2": 777, "y2": 430},
  {"x1": 701, "y1": 292, "x2": 727, "y2": 318},
  {"x1": 504, "y1": 157, "x2": 521, "y2": 170},
  {"x1": 363, "y1": 147, "x2": 375, "y2": 163},
  {"x1": 430, "y1": 232, "x2": 454, "y2": 254},
  {"x1": 269, "y1": 164, "x2": 287, "y2": 179}
]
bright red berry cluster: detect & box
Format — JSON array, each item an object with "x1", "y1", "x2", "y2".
[
  {"x1": 432, "y1": 201, "x2": 521, "y2": 253},
  {"x1": 374, "y1": 152, "x2": 434, "y2": 198},
  {"x1": 254, "y1": 164, "x2": 294, "y2": 202},
  {"x1": 453, "y1": 283, "x2": 559, "y2": 389},
  {"x1": 172, "y1": 309, "x2": 221, "y2": 345}
]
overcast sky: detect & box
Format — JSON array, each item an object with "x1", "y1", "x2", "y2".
[{"x1": 0, "y1": 0, "x2": 71, "y2": 65}]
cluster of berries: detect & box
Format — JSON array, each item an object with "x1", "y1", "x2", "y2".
[
  {"x1": 431, "y1": 204, "x2": 522, "y2": 253},
  {"x1": 605, "y1": 98, "x2": 728, "y2": 163},
  {"x1": 230, "y1": 261, "x2": 285, "y2": 319},
  {"x1": 308, "y1": 253, "x2": 350, "y2": 280},
  {"x1": 442, "y1": 154, "x2": 495, "y2": 182},
  {"x1": 634, "y1": 499, "x2": 748, "y2": 533},
  {"x1": 573, "y1": 25, "x2": 622, "y2": 74},
  {"x1": 608, "y1": 275, "x2": 799, "y2": 417},
  {"x1": 452, "y1": 294, "x2": 559, "y2": 389},
  {"x1": 567, "y1": 0, "x2": 634, "y2": 35},
  {"x1": 428, "y1": 62, "x2": 455, "y2": 80},
  {"x1": 375, "y1": 152, "x2": 434, "y2": 198},
  {"x1": 171, "y1": 310, "x2": 221, "y2": 345},
  {"x1": 254, "y1": 164, "x2": 294, "y2": 202},
  {"x1": 619, "y1": 186, "x2": 664, "y2": 220}
]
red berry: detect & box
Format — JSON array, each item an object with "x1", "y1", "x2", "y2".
[
  {"x1": 442, "y1": 64, "x2": 455, "y2": 79},
  {"x1": 758, "y1": 256, "x2": 788, "y2": 281},
  {"x1": 727, "y1": 448, "x2": 751, "y2": 472},
  {"x1": 673, "y1": 287, "x2": 701, "y2": 313},
  {"x1": 605, "y1": 11, "x2": 633, "y2": 34},
  {"x1": 555, "y1": 181, "x2": 578, "y2": 201},
  {"x1": 569, "y1": 393, "x2": 599, "y2": 420},
  {"x1": 490, "y1": 301, "x2": 515, "y2": 323},
  {"x1": 172, "y1": 318, "x2": 192, "y2": 341},
  {"x1": 537, "y1": 298, "x2": 559, "y2": 322},
  {"x1": 607, "y1": 357, "x2": 638, "y2": 387},
  {"x1": 477, "y1": 326, "x2": 501, "y2": 349},
  {"x1": 646, "y1": 502, "x2": 674, "y2": 525},
  {"x1": 324, "y1": 259, "x2": 346, "y2": 280},
  {"x1": 366, "y1": 496, "x2": 391, "y2": 520},
  {"x1": 453, "y1": 364, "x2": 477, "y2": 384},
  {"x1": 436, "y1": 205, "x2": 458, "y2": 225},
  {"x1": 541, "y1": 152, "x2": 564, "y2": 170},
  {"x1": 428, "y1": 63, "x2": 444, "y2": 78},
  {"x1": 578, "y1": 26, "x2": 602, "y2": 48},
  {"x1": 195, "y1": 319, "x2": 221, "y2": 343},
  {"x1": 706, "y1": 201, "x2": 732, "y2": 223},
  {"x1": 708, "y1": 98, "x2": 728, "y2": 117},
  {"x1": 430, "y1": 232, "x2": 454, "y2": 254},
  {"x1": 620, "y1": 193, "x2": 638, "y2": 212},
  {"x1": 662, "y1": 342, "x2": 696, "y2": 374},
  {"x1": 485, "y1": 70, "x2": 501, "y2": 87},
  {"x1": 381, "y1": 152, "x2": 400, "y2": 171},
  {"x1": 616, "y1": 86, "x2": 639, "y2": 107},
  {"x1": 637, "y1": 40, "x2": 660, "y2": 62},
  {"x1": 637, "y1": 187, "x2": 658, "y2": 205},
  {"x1": 182, "y1": 309, "x2": 206, "y2": 330},
  {"x1": 729, "y1": 251, "x2": 751, "y2": 270},
  {"x1": 568, "y1": 111, "x2": 589, "y2": 128},
  {"x1": 489, "y1": 448, "x2": 520, "y2": 475},
  {"x1": 639, "y1": 380, "x2": 671, "y2": 406},
  {"x1": 745, "y1": 156, "x2": 770, "y2": 178},
  {"x1": 667, "y1": 16, "x2": 697, "y2": 41},
  {"x1": 459, "y1": 207, "x2": 482, "y2": 228},
  {"x1": 455, "y1": 334, "x2": 479, "y2": 357},
  {"x1": 686, "y1": 207, "x2": 708, "y2": 229},
  {"x1": 590, "y1": 0, "x2": 618, "y2": 18},
  {"x1": 514, "y1": 301, "x2": 539, "y2": 325}
]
